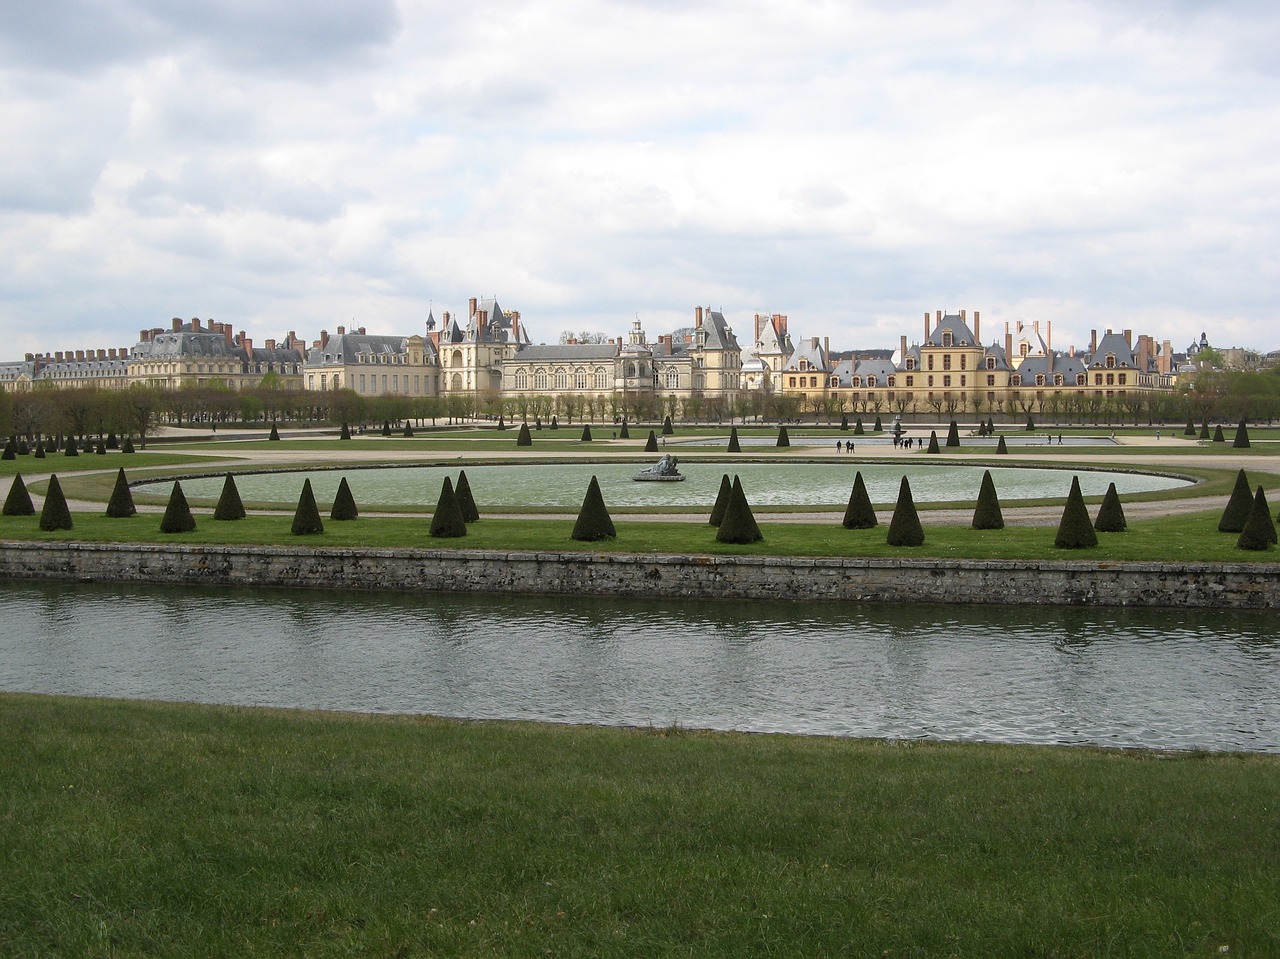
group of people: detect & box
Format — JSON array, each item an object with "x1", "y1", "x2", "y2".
[{"x1": 834, "y1": 440, "x2": 855, "y2": 452}]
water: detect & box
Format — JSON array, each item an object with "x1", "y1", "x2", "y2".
[
  {"x1": 141, "y1": 462, "x2": 1192, "y2": 510},
  {"x1": 2, "y1": 580, "x2": 1275, "y2": 752}
]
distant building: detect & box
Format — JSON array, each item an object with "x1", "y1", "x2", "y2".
[
  {"x1": 304, "y1": 324, "x2": 438, "y2": 398},
  {"x1": 128, "y1": 318, "x2": 305, "y2": 390}
]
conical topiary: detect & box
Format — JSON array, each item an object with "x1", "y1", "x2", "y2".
[
  {"x1": 996, "y1": 435, "x2": 1008, "y2": 454},
  {"x1": 1213, "y1": 424, "x2": 1225, "y2": 443},
  {"x1": 776, "y1": 425, "x2": 790, "y2": 448},
  {"x1": 716, "y1": 475, "x2": 762, "y2": 544},
  {"x1": 1237, "y1": 486, "x2": 1277, "y2": 550},
  {"x1": 95, "y1": 439, "x2": 106, "y2": 455},
  {"x1": 3, "y1": 473, "x2": 35, "y2": 516},
  {"x1": 213, "y1": 473, "x2": 246, "y2": 521},
  {"x1": 971, "y1": 469, "x2": 1004, "y2": 530},
  {"x1": 874, "y1": 416, "x2": 883, "y2": 432},
  {"x1": 330, "y1": 476, "x2": 359, "y2": 520},
  {"x1": 926, "y1": 430, "x2": 940, "y2": 454},
  {"x1": 662, "y1": 416, "x2": 674, "y2": 436},
  {"x1": 105, "y1": 468, "x2": 136, "y2": 518},
  {"x1": 1094, "y1": 482, "x2": 1127, "y2": 533},
  {"x1": 0, "y1": 438, "x2": 13, "y2": 460},
  {"x1": 535, "y1": 417, "x2": 542, "y2": 430},
  {"x1": 986, "y1": 416, "x2": 995, "y2": 434},
  {"x1": 497, "y1": 415, "x2": 506, "y2": 431},
  {"x1": 839, "y1": 415, "x2": 848, "y2": 431},
  {"x1": 339, "y1": 422, "x2": 351, "y2": 440},
  {"x1": 644, "y1": 430, "x2": 659, "y2": 452},
  {"x1": 619, "y1": 419, "x2": 630, "y2": 439},
  {"x1": 38, "y1": 474, "x2": 73, "y2": 531},
  {"x1": 381, "y1": 420, "x2": 391, "y2": 437},
  {"x1": 1184, "y1": 420, "x2": 1195, "y2": 436},
  {"x1": 1233, "y1": 418, "x2": 1250, "y2": 449},
  {"x1": 455, "y1": 470, "x2": 479, "y2": 523},
  {"x1": 1200, "y1": 422, "x2": 1210, "y2": 441},
  {"x1": 122, "y1": 436, "x2": 135, "y2": 454},
  {"x1": 854, "y1": 418, "x2": 865, "y2": 435},
  {"x1": 1054, "y1": 476, "x2": 1097, "y2": 549},
  {"x1": 1026, "y1": 415, "x2": 1035, "y2": 431},
  {"x1": 34, "y1": 440, "x2": 46, "y2": 459},
  {"x1": 290, "y1": 478, "x2": 324, "y2": 535},
  {"x1": 64, "y1": 436, "x2": 79, "y2": 457},
  {"x1": 403, "y1": 423, "x2": 414, "y2": 437},
  {"x1": 106, "y1": 432, "x2": 119, "y2": 450},
  {"x1": 1219, "y1": 469, "x2": 1253, "y2": 533},
  {"x1": 550, "y1": 415, "x2": 559, "y2": 430},
  {"x1": 580, "y1": 424, "x2": 593, "y2": 442},
  {"x1": 429, "y1": 476, "x2": 467, "y2": 538},
  {"x1": 516, "y1": 422, "x2": 532, "y2": 446},
  {"x1": 946, "y1": 420, "x2": 960, "y2": 447},
  {"x1": 571, "y1": 475, "x2": 617, "y2": 541},
  {"x1": 886, "y1": 476, "x2": 924, "y2": 546},
  {"x1": 159, "y1": 480, "x2": 196, "y2": 533},
  {"x1": 269, "y1": 423, "x2": 281, "y2": 441},
  {"x1": 709, "y1": 473, "x2": 732, "y2": 527},
  {"x1": 842, "y1": 471, "x2": 878, "y2": 529},
  {"x1": 727, "y1": 427, "x2": 741, "y2": 453}
]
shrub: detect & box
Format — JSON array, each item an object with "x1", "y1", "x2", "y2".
[
  {"x1": 339, "y1": 422, "x2": 352, "y2": 440},
  {"x1": 946, "y1": 420, "x2": 960, "y2": 447},
  {"x1": 159, "y1": 481, "x2": 196, "y2": 533},
  {"x1": 709, "y1": 473, "x2": 732, "y2": 527},
  {"x1": 716, "y1": 475, "x2": 762, "y2": 544},
  {"x1": 926, "y1": 430, "x2": 940, "y2": 454},
  {"x1": 854, "y1": 418, "x2": 865, "y2": 435},
  {"x1": 971, "y1": 469, "x2": 1004, "y2": 530},
  {"x1": 886, "y1": 476, "x2": 924, "y2": 546},
  {"x1": 580, "y1": 424, "x2": 593, "y2": 442},
  {"x1": 105, "y1": 468, "x2": 136, "y2": 518},
  {"x1": 839, "y1": 415, "x2": 848, "y2": 430},
  {"x1": 33, "y1": 441, "x2": 45, "y2": 459},
  {"x1": 842, "y1": 471, "x2": 878, "y2": 529},
  {"x1": 95, "y1": 439, "x2": 106, "y2": 455},
  {"x1": 516, "y1": 422, "x2": 532, "y2": 446},
  {"x1": 1094, "y1": 482, "x2": 1127, "y2": 533},
  {"x1": 1213, "y1": 424, "x2": 1225, "y2": 443},
  {"x1": 455, "y1": 470, "x2": 480, "y2": 523},
  {"x1": 535, "y1": 417, "x2": 542, "y2": 430},
  {"x1": 0, "y1": 439, "x2": 13, "y2": 460},
  {"x1": 571, "y1": 475, "x2": 616, "y2": 541},
  {"x1": 38, "y1": 474, "x2": 73, "y2": 531},
  {"x1": 1026, "y1": 415, "x2": 1035, "y2": 431},
  {"x1": 874, "y1": 416, "x2": 882, "y2": 432},
  {"x1": 644, "y1": 430, "x2": 659, "y2": 452},
  {"x1": 290, "y1": 479, "x2": 324, "y2": 535},
  {"x1": 986, "y1": 416, "x2": 995, "y2": 434},
  {"x1": 1233, "y1": 418, "x2": 1250, "y2": 449},
  {"x1": 3, "y1": 473, "x2": 35, "y2": 516},
  {"x1": 727, "y1": 427, "x2": 741, "y2": 453},
  {"x1": 497, "y1": 415, "x2": 506, "y2": 431},
  {"x1": 64, "y1": 436, "x2": 79, "y2": 457},
  {"x1": 550, "y1": 416, "x2": 559, "y2": 430},
  {"x1": 106, "y1": 432, "x2": 119, "y2": 449},
  {"x1": 619, "y1": 419, "x2": 630, "y2": 439},
  {"x1": 269, "y1": 423, "x2": 281, "y2": 441},
  {"x1": 1218, "y1": 469, "x2": 1253, "y2": 533},
  {"x1": 661, "y1": 416, "x2": 674, "y2": 436},
  {"x1": 1199, "y1": 422, "x2": 1210, "y2": 441},
  {"x1": 330, "y1": 476, "x2": 359, "y2": 521},
  {"x1": 776, "y1": 426, "x2": 790, "y2": 448},
  {"x1": 429, "y1": 477, "x2": 467, "y2": 538},
  {"x1": 381, "y1": 420, "x2": 392, "y2": 437},
  {"x1": 402, "y1": 423, "x2": 414, "y2": 437},
  {"x1": 1054, "y1": 476, "x2": 1097, "y2": 549},
  {"x1": 1237, "y1": 486, "x2": 1277, "y2": 551},
  {"x1": 122, "y1": 436, "x2": 135, "y2": 454},
  {"x1": 996, "y1": 435, "x2": 1008, "y2": 454},
  {"x1": 214, "y1": 474, "x2": 247, "y2": 521},
  {"x1": 1184, "y1": 420, "x2": 1196, "y2": 436}
]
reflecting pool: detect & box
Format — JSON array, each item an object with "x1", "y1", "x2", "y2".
[{"x1": 1, "y1": 580, "x2": 1274, "y2": 752}]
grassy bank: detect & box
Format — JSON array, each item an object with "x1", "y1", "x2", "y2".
[{"x1": 1, "y1": 694, "x2": 1275, "y2": 958}]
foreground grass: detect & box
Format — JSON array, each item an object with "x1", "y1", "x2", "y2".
[
  {"x1": 2, "y1": 507, "x2": 1276, "y2": 562},
  {"x1": 1, "y1": 694, "x2": 1274, "y2": 958}
]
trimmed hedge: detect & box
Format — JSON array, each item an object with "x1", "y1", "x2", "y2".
[
  {"x1": 571, "y1": 475, "x2": 616, "y2": 541},
  {"x1": 619, "y1": 419, "x2": 630, "y2": 440},
  {"x1": 290, "y1": 479, "x2": 325, "y2": 535},
  {"x1": 945, "y1": 420, "x2": 960, "y2": 448},
  {"x1": 776, "y1": 426, "x2": 790, "y2": 448},
  {"x1": 709, "y1": 473, "x2": 732, "y2": 527},
  {"x1": 214, "y1": 474, "x2": 247, "y2": 521},
  {"x1": 330, "y1": 476, "x2": 359, "y2": 521},
  {"x1": 3, "y1": 473, "x2": 35, "y2": 516},
  {"x1": 38, "y1": 474, "x2": 73, "y2": 531},
  {"x1": 1218, "y1": 469, "x2": 1252, "y2": 533},
  {"x1": 455, "y1": 470, "x2": 480, "y2": 523},
  {"x1": 159, "y1": 481, "x2": 196, "y2": 534},
  {"x1": 1237, "y1": 486, "x2": 1277, "y2": 550},
  {"x1": 842, "y1": 471, "x2": 878, "y2": 530},
  {"x1": 580, "y1": 424, "x2": 593, "y2": 442},
  {"x1": 516, "y1": 422, "x2": 532, "y2": 446},
  {"x1": 971, "y1": 469, "x2": 1004, "y2": 530},
  {"x1": 727, "y1": 427, "x2": 741, "y2": 453},
  {"x1": 716, "y1": 475, "x2": 762, "y2": 544},
  {"x1": 926, "y1": 431, "x2": 940, "y2": 454},
  {"x1": 661, "y1": 416, "x2": 674, "y2": 436},
  {"x1": 1054, "y1": 476, "x2": 1097, "y2": 549},
  {"x1": 105, "y1": 468, "x2": 137, "y2": 518},
  {"x1": 429, "y1": 477, "x2": 467, "y2": 538},
  {"x1": 644, "y1": 430, "x2": 659, "y2": 453},
  {"x1": 1233, "y1": 418, "x2": 1250, "y2": 449},
  {"x1": 886, "y1": 476, "x2": 924, "y2": 546},
  {"x1": 1094, "y1": 482, "x2": 1127, "y2": 533},
  {"x1": 269, "y1": 423, "x2": 281, "y2": 441}
]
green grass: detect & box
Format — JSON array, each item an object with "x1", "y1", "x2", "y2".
[
  {"x1": 0, "y1": 451, "x2": 220, "y2": 477},
  {"x1": 1, "y1": 694, "x2": 1274, "y2": 958},
  {"x1": 1, "y1": 508, "x2": 1274, "y2": 562}
]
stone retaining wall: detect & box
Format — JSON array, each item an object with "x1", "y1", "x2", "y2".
[{"x1": 1, "y1": 541, "x2": 1277, "y2": 608}]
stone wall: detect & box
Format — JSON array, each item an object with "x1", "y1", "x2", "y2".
[{"x1": 1, "y1": 541, "x2": 1277, "y2": 608}]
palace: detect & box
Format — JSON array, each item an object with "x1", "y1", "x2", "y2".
[{"x1": 1, "y1": 299, "x2": 1184, "y2": 418}]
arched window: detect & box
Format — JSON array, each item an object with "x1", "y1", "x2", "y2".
[
  {"x1": 664, "y1": 368, "x2": 679, "y2": 389},
  {"x1": 514, "y1": 369, "x2": 528, "y2": 391},
  {"x1": 594, "y1": 368, "x2": 609, "y2": 390},
  {"x1": 1011, "y1": 374, "x2": 1022, "y2": 386},
  {"x1": 451, "y1": 350, "x2": 463, "y2": 368},
  {"x1": 534, "y1": 369, "x2": 548, "y2": 390},
  {"x1": 625, "y1": 362, "x2": 636, "y2": 378},
  {"x1": 575, "y1": 370, "x2": 587, "y2": 390},
  {"x1": 554, "y1": 369, "x2": 567, "y2": 390}
]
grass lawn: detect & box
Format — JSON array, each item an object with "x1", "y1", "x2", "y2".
[{"x1": 1, "y1": 694, "x2": 1274, "y2": 958}]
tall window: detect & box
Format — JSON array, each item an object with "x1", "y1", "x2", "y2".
[
  {"x1": 664, "y1": 368, "x2": 679, "y2": 389},
  {"x1": 515, "y1": 369, "x2": 528, "y2": 390},
  {"x1": 594, "y1": 368, "x2": 609, "y2": 390},
  {"x1": 575, "y1": 370, "x2": 587, "y2": 390},
  {"x1": 554, "y1": 369, "x2": 567, "y2": 389},
  {"x1": 534, "y1": 369, "x2": 548, "y2": 390}
]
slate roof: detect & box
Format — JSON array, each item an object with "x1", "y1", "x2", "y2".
[
  {"x1": 513, "y1": 344, "x2": 620, "y2": 363},
  {"x1": 925, "y1": 314, "x2": 979, "y2": 348},
  {"x1": 307, "y1": 333, "x2": 421, "y2": 366}
]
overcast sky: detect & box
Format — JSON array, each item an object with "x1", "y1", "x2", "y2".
[{"x1": 2, "y1": 0, "x2": 1277, "y2": 360}]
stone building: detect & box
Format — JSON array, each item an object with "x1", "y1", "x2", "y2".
[
  {"x1": 303, "y1": 325, "x2": 438, "y2": 398},
  {"x1": 128, "y1": 318, "x2": 305, "y2": 390}
]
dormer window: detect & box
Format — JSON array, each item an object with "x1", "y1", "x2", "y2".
[
  {"x1": 942, "y1": 331, "x2": 953, "y2": 348},
  {"x1": 905, "y1": 358, "x2": 915, "y2": 370},
  {"x1": 867, "y1": 376, "x2": 877, "y2": 387},
  {"x1": 1105, "y1": 354, "x2": 1116, "y2": 368},
  {"x1": 986, "y1": 357, "x2": 995, "y2": 370}
]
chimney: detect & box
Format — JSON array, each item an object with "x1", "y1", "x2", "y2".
[
  {"x1": 960, "y1": 309, "x2": 966, "y2": 321},
  {"x1": 469, "y1": 297, "x2": 477, "y2": 317},
  {"x1": 477, "y1": 309, "x2": 488, "y2": 340},
  {"x1": 337, "y1": 325, "x2": 345, "y2": 335},
  {"x1": 511, "y1": 312, "x2": 519, "y2": 342},
  {"x1": 695, "y1": 306, "x2": 704, "y2": 327},
  {"x1": 139, "y1": 329, "x2": 149, "y2": 342},
  {"x1": 75, "y1": 350, "x2": 85, "y2": 361},
  {"x1": 172, "y1": 317, "x2": 181, "y2": 332},
  {"x1": 241, "y1": 334, "x2": 253, "y2": 357},
  {"x1": 754, "y1": 313, "x2": 764, "y2": 343},
  {"x1": 319, "y1": 330, "x2": 329, "y2": 350},
  {"x1": 900, "y1": 335, "x2": 908, "y2": 362},
  {"x1": 24, "y1": 352, "x2": 32, "y2": 361},
  {"x1": 97, "y1": 349, "x2": 106, "y2": 359},
  {"x1": 55, "y1": 351, "x2": 64, "y2": 361},
  {"x1": 265, "y1": 338, "x2": 276, "y2": 350},
  {"x1": 1123, "y1": 328, "x2": 1132, "y2": 348},
  {"x1": 223, "y1": 324, "x2": 234, "y2": 347},
  {"x1": 1090, "y1": 329, "x2": 1097, "y2": 354},
  {"x1": 823, "y1": 336, "x2": 829, "y2": 361},
  {"x1": 192, "y1": 318, "x2": 201, "y2": 331},
  {"x1": 925, "y1": 313, "x2": 930, "y2": 342},
  {"x1": 936, "y1": 310, "x2": 942, "y2": 322},
  {"x1": 1162, "y1": 339, "x2": 1173, "y2": 374},
  {"x1": 776, "y1": 313, "x2": 787, "y2": 335},
  {"x1": 974, "y1": 311, "x2": 980, "y2": 342},
  {"x1": 107, "y1": 349, "x2": 116, "y2": 359},
  {"x1": 442, "y1": 311, "x2": 450, "y2": 326},
  {"x1": 1005, "y1": 326, "x2": 1013, "y2": 362}
]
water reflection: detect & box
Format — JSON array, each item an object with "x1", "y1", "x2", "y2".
[{"x1": 0, "y1": 580, "x2": 1275, "y2": 753}]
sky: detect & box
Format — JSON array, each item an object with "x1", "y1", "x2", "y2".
[{"x1": 2, "y1": 0, "x2": 1278, "y2": 361}]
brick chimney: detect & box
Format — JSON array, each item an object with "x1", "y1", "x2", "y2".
[
  {"x1": 510, "y1": 311, "x2": 520, "y2": 342},
  {"x1": 1123, "y1": 328, "x2": 1132, "y2": 348},
  {"x1": 900, "y1": 335, "x2": 908, "y2": 362},
  {"x1": 192, "y1": 318, "x2": 202, "y2": 331},
  {"x1": 108, "y1": 349, "x2": 116, "y2": 359},
  {"x1": 240, "y1": 332, "x2": 253, "y2": 357},
  {"x1": 695, "y1": 306, "x2": 704, "y2": 327},
  {"x1": 337, "y1": 325, "x2": 345, "y2": 335},
  {"x1": 925, "y1": 312, "x2": 930, "y2": 341},
  {"x1": 1090, "y1": 329, "x2": 1097, "y2": 354},
  {"x1": 139, "y1": 329, "x2": 149, "y2": 342},
  {"x1": 223, "y1": 324, "x2": 234, "y2": 347},
  {"x1": 97, "y1": 349, "x2": 106, "y2": 359},
  {"x1": 75, "y1": 350, "x2": 85, "y2": 361},
  {"x1": 319, "y1": 330, "x2": 329, "y2": 350},
  {"x1": 776, "y1": 313, "x2": 787, "y2": 336},
  {"x1": 469, "y1": 297, "x2": 477, "y2": 318},
  {"x1": 265, "y1": 339, "x2": 276, "y2": 350},
  {"x1": 974, "y1": 310, "x2": 980, "y2": 342}
]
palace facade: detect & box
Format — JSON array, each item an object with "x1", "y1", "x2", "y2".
[{"x1": 2, "y1": 299, "x2": 1183, "y2": 417}]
